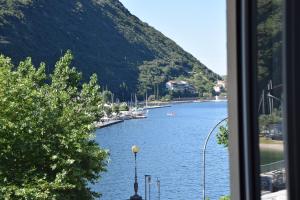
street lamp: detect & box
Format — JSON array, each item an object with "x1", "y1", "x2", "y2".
[
  {"x1": 130, "y1": 145, "x2": 143, "y2": 200},
  {"x1": 202, "y1": 117, "x2": 228, "y2": 200}
]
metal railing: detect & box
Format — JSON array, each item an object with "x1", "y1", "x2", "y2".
[{"x1": 261, "y1": 160, "x2": 285, "y2": 173}]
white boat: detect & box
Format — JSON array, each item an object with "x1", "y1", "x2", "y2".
[
  {"x1": 132, "y1": 115, "x2": 147, "y2": 119},
  {"x1": 131, "y1": 107, "x2": 147, "y2": 116},
  {"x1": 119, "y1": 111, "x2": 133, "y2": 120},
  {"x1": 166, "y1": 112, "x2": 176, "y2": 117}
]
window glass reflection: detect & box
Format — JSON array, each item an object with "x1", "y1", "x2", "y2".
[{"x1": 256, "y1": 0, "x2": 287, "y2": 198}]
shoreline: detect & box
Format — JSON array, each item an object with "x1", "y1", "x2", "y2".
[
  {"x1": 95, "y1": 119, "x2": 124, "y2": 129},
  {"x1": 260, "y1": 143, "x2": 284, "y2": 152},
  {"x1": 145, "y1": 98, "x2": 227, "y2": 106},
  {"x1": 96, "y1": 99, "x2": 227, "y2": 129}
]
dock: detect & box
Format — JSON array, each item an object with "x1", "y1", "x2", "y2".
[
  {"x1": 95, "y1": 119, "x2": 124, "y2": 128},
  {"x1": 145, "y1": 105, "x2": 171, "y2": 109}
]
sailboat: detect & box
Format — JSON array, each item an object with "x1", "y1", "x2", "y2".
[
  {"x1": 145, "y1": 90, "x2": 148, "y2": 109},
  {"x1": 131, "y1": 94, "x2": 147, "y2": 119}
]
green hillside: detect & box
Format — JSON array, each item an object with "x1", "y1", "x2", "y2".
[{"x1": 0, "y1": 0, "x2": 220, "y2": 100}]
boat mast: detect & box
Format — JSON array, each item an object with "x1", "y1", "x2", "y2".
[
  {"x1": 135, "y1": 93, "x2": 137, "y2": 108},
  {"x1": 145, "y1": 90, "x2": 148, "y2": 108}
]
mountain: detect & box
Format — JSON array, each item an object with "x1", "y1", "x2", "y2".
[{"x1": 0, "y1": 0, "x2": 220, "y2": 99}]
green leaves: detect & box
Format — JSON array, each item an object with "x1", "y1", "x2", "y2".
[
  {"x1": 259, "y1": 109, "x2": 282, "y2": 132},
  {"x1": 219, "y1": 196, "x2": 230, "y2": 200},
  {"x1": 0, "y1": 51, "x2": 108, "y2": 199},
  {"x1": 216, "y1": 124, "x2": 229, "y2": 148}
]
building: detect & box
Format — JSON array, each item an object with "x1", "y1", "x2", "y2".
[
  {"x1": 214, "y1": 80, "x2": 226, "y2": 93},
  {"x1": 213, "y1": 85, "x2": 222, "y2": 93},
  {"x1": 217, "y1": 80, "x2": 226, "y2": 88},
  {"x1": 166, "y1": 80, "x2": 196, "y2": 94}
]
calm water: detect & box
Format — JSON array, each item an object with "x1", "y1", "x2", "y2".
[{"x1": 93, "y1": 101, "x2": 229, "y2": 200}]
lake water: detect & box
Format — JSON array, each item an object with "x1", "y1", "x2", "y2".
[{"x1": 93, "y1": 101, "x2": 229, "y2": 200}]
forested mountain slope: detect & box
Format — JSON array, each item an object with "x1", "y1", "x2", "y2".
[{"x1": 0, "y1": 0, "x2": 220, "y2": 99}]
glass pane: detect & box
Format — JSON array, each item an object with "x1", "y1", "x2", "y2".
[{"x1": 256, "y1": 0, "x2": 287, "y2": 199}]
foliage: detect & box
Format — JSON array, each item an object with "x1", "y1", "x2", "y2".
[
  {"x1": 119, "y1": 103, "x2": 129, "y2": 111},
  {"x1": 259, "y1": 109, "x2": 282, "y2": 132},
  {"x1": 256, "y1": 0, "x2": 283, "y2": 102},
  {"x1": 0, "y1": 0, "x2": 220, "y2": 100},
  {"x1": 137, "y1": 59, "x2": 220, "y2": 99},
  {"x1": 216, "y1": 123, "x2": 229, "y2": 148},
  {"x1": 102, "y1": 90, "x2": 113, "y2": 104},
  {"x1": 219, "y1": 196, "x2": 230, "y2": 200},
  {"x1": 119, "y1": 82, "x2": 128, "y2": 101},
  {"x1": 205, "y1": 196, "x2": 230, "y2": 200},
  {"x1": 111, "y1": 104, "x2": 119, "y2": 113},
  {"x1": 103, "y1": 106, "x2": 112, "y2": 117},
  {"x1": 219, "y1": 92, "x2": 227, "y2": 97},
  {"x1": 138, "y1": 64, "x2": 166, "y2": 98},
  {"x1": 0, "y1": 51, "x2": 108, "y2": 199},
  {"x1": 147, "y1": 95, "x2": 156, "y2": 101},
  {"x1": 189, "y1": 66, "x2": 216, "y2": 96},
  {"x1": 216, "y1": 107, "x2": 281, "y2": 147},
  {"x1": 202, "y1": 92, "x2": 212, "y2": 99},
  {"x1": 161, "y1": 94, "x2": 172, "y2": 101}
]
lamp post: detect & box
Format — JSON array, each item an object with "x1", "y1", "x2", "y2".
[
  {"x1": 148, "y1": 176, "x2": 151, "y2": 200},
  {"x1": 202, "y1": 117, "x2": 228, "y2": 200},
  {"x1": 144, "y1": 175, "x2": 151, "y2": 200},
  {"x1": 130, "y1": 145, "x2": 143, "y2": 200},
  {"x1": 156, "y1": 178, "x2": 160, "y2": 200}
]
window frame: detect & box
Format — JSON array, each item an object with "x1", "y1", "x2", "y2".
[
  {"x1": 227, "y1": 0, "x2": 300, "y2": 199},
  {"x1": 283, "y1": 0, "x2": 300, "y2": 199},
  {"x1": 227, "y1": 0, "x2": 261, "y2": 199}
]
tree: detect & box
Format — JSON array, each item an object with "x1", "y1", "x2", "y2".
[
  {"x1": 189, "y1": 66, "x2": 216, "y2": 97},
  {"x1": 259, "y1": 109, "x2": 282, "y2": 133},
  {"x1": 102, "y1": 90, "x2": 113, "y2": 104},
  {"x1": 119, "y1": 82, "x2": 128, "y2": 102},
  {"x1": 0, "y1": 51, "x2": 108, "y2": 199},
  {"x1": 111, "y1": 104, "x2": 120, "y2": 113},
  {"x1": 119, "y1": 103, "x2": 129, "y2": 111},
  {"x1": 138, "y1": 64, "x2": 165, "y2": 99}
]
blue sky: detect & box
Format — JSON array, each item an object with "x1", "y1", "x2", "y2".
[{"x1": 119, "y1": 0, "x2": 227, "y2": 75}]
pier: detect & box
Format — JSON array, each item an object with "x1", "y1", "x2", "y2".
[{"x1": 95, "y1": 119, "x2": 124, "y2": 128}]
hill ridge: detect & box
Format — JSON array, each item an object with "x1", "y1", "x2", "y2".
[{"x1": 0, "y1": 0, "x2": 220, "y2": 99}]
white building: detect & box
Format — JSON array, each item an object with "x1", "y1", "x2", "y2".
[
  {"x1": 214, "y1": 80, "x2": 227, "y2": 93},
  {"x1": 217, "y1": 80, "x2": 226, "y2": 88},
  {"x1": 166, "y1": 80, "x2": 196, "y2": 93}
]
